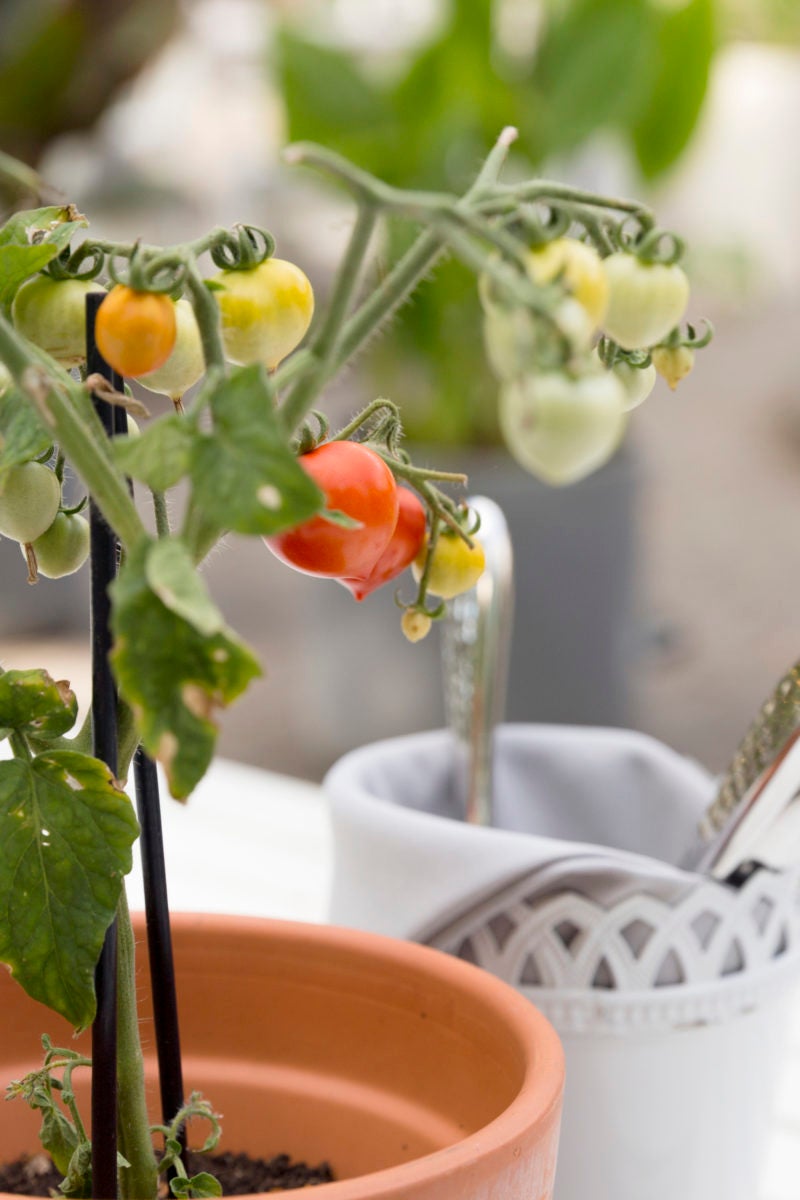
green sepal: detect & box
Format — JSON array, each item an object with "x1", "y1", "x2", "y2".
[{"x1": 0, "y1": 751, "x2": 139, "y2": 1030}]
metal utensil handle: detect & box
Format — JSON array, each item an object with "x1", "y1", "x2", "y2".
[{"x1": 441, "y1": 495, "x2": 514, "y2": 826}]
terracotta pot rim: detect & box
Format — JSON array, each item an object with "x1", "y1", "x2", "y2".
[{"x1": 166, "y1": 911, "x2": 564, "y2": 1197}]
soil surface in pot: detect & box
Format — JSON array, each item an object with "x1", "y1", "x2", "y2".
[{"x1": 0, "y1": 1151, "x2": 334, "y2": 1195}]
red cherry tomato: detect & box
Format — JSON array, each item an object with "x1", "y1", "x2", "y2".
[
  {"x1": 341, "y1": 485, "x2": 426, "y2": 601},
  {"x1": 265, "y1": 441, "x2": 399, "y2": 578}
]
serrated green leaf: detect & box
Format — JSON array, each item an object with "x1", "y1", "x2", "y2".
[
  {"x1": 190, "y1": 364, "x2": 323, "y2": 536},
  {"x1": 0, "y1": 243, "x2": 61, "y2": 312},
  {"x1": 0, "y1": 383, "x2": 53, "y2": 478},
  {"x1": 40, "y1": 1105, "x2": 79, "y2": 1177},
  {"x1": 144, "y1": 537, "x2": 224, "y2": 637},
  {"x1": 110, "y1": 540, "x2": 262, "y2": 799},
  {"x1": 0, "y1": 669, "x2": 78, "y2": 742},
  {"x1": 0, "y1": 751, "x2": 139, "y2": 1030},
  {"x1": 632, "y1": 0, "x2": 715, "y2": 179},
  {"x1": 112, "y1": 415, "x2": 194, "y2": 492},
  {"x1": 0, "y1": 206, "x2": 86, "y2": 249}
]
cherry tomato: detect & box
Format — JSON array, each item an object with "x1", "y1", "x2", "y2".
[
  {"x1": 0, "y1": 462, "x2": 61, "y2": 543},
  {"x1": 401, "y1": 610, "x2": 432, "y2": 643},
  {"x1": 213, "y1": 258, "x2": 314, "y2": 371},
  {"x1": 527, "y1": 238, "x2": 609, "y2": 328},
  {"x1": 601, "y1": 253, "x2": 689, "y2": 350},
  {"x1": 651, "y1": 344, "x2": 694, "y2": 391},
  {"x1": 499, "y1": 369, "x2": 627, "y2": 487},
  {"x1": 412, "y1": 529, "x2": 486, "y2": 599},
  {"x1": 265, "y1": 441, "x2": 399, "y2": 578},
  {"x1": 25, "y1": 511, "x2": 90, "y2": 578},
  {"x1": 95, "y1": 285, "x2": 177, "y2": 378},
  {"x1": 340, "y1": 486, "x2": 426, "y2": 601},
  {"x1": 139, "y1": 298, "x2": 205, "y2": 401},
  {"x1": 591, "y1": 349, "x2": 657, "y2": 413},
  {"x1": 12, "y1": 275, "x2": 106, "y2": 367}
]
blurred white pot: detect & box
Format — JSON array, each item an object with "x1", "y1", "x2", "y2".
[{"x1": 324, "y1": 724, "x2": 800, "y2": 1200}]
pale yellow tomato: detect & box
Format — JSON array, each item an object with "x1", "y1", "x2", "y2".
[{"x1": 213, "y1": 258, "x2": 314, "y2": 370}]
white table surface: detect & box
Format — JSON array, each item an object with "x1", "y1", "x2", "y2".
[{"x1": 125, "y1": 756, "x2": 800, "y2": 1200}]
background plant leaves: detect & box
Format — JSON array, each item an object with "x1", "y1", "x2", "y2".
[{"x1": 0, "y1": 751, "x2": 139, "y2": 1029}]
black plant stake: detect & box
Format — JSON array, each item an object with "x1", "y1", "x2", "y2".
[
  {"x1": 86, "y1": 291, "x2": 122, "y2": 1199},
  {"x1": 133, "y1": 746, "x2": 187, "y2": 1164}
]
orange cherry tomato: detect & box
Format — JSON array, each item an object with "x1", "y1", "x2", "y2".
[{"x1": 95, "y1": 285, "x2": 177, "y2": 378}]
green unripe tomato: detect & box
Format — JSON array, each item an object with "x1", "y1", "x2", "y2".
[
  {"x1": 499, "y1": 368, "x2": 628, "y2": 487},
  {"x1": 12, "y1": 275, "x2": 106, "y2": 367},
  {"x1": 0, "y1": 462, "x2": 61, "y2": 543},
  {"x1": 139, "y1": 298, "x2": 205, "y2": 400},
  {"x1": 601, "y1": 254, "x2": 689, "y2": 350},
  {"x1": 591, "y1": 349, "x2": 657, "y2": 413},
  {"x1": 213, "y1": 258, "x2": 315, "y2": 370},
  {"x1": 26, "y1": 510, "x2": 91, "y2": 578}
]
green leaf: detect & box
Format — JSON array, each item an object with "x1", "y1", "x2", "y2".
[
  {"x1": 61, "y1": 1141, "x2": 93, "y2": 1200},
  {"x1": 144, "y1": 537, "x2": 224, "y2": 637},
  {"x1": 112, "y1": 414, "x2": 194, "y2": 492},
  {"x1": 531, "y1": 0, "x2": 659, "y2": 158},
  {"x1": 0, "y1": 668, "x2": 78, "y2": 742},
  {"x1": 190, "y1": 364, "x2": 323, "y2": 537},
  {"x1": 40, "y1": 1104, "x2": 79, "y2": 1178},
  {"x1": 0, "y1": 206, "x2": 86, "y2": 249},
  {"x1": 110, "y1": 540, "x2": 262, "y2": 800},
  {"x1": 0, "y1": 207, "x2": 88, "y2": 312},
  {"x1": 171, "y1": 1174, "x2": 222, "y2": 1199},
  {"x1": 0, "y1": 751, "x2": 139, "y2": 1030},
  {"x1": 0, "y1": 383, "x2": 53, "y2": 479},
  {"x1": 632, "y1": 0, "x2": 716, "y2": 179}
]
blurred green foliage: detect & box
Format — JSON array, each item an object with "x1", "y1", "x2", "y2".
[
  {"x1": 275, "y1": 0, "x2": 716, "y2": 444},
  {"x1": 0, "y1": 0, "x2": 179, "y2": 203}
]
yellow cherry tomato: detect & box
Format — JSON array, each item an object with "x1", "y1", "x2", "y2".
[
  {"x1": 527, "y1": 238, "x2": 610, "y2": 329},
  {"x1": 12, "y1": 275, "x2": 106, "y2": 367},
  {"x1": 401, "y1": 610, "x2": 432, "y2": 643},
  {"x1": 213, "y1": 257, "x2": 314, "y2": 370},
  {"x1": 95, "y1": 285, "x2": 177, "y2": 378},
  {"x1": 139, "y1": 298, "x2": 205, "y2": 400},
  {"x1": 412, "y1": 531, "x2": 486, "y2": 600},
  {"x1": 651, "y1": 344, "x2": 695, "y2": 390}
]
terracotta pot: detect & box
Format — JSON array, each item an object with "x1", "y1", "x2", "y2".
[{"x1": 1, "y1": 912, "x2": 564, "y2": 1199}]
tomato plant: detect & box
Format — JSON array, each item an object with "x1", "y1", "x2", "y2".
[
  {"x1": 139, "y1": 298, "x2": 205, "y2": 403},
  {"x1": 27, "y1": 510, "x2": 91, "y2": 579},
  {"x1": 0, "y1": 461, "x2": 61, "y2": 544},
  {"x1": 601, "y1": 253, "x2": 689, "y2": 350},
  {"x1": 12, "y1": 275, "x2": 106, "y2": 368},
  {"x1": 412, "y1": 528, "x2": 486, "y2": 600},
  {"x1": 264, "y1": 441, "x2": 399, "y2": 578},
  {"x1": 95, "y1": 285, "x2": 177, "y2": 377},
  {"x1": 213, "y1": 257, "x2": 314, "y2": 371},
  {"x1": 341, "y1": 485, "x2": 426, "y2": 601},
  {"x1": 499, "y1": 369, "x2": 627, "y2": 487}
]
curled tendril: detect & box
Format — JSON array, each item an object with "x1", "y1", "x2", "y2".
[
  {"x1": 616, "y1": 218, "x2": 685, "y2": 265},
  {"x1": 133, "y1": 252, "x2": 187, "y2": 296},
  {"x1": 516, "y1": 202, "x2": 571, "y2": 246},
  {"x1": 612, "y1": 212, "x2": 655, "y2": 253},
  {"x1": 45, "y1": 241, "x2": 106, "y2": 283},
  {"x1": 680, "y1": 318, "x2": 714, "y2": 349},
  {"x1": 209, "y1": 223, "x2": 276, "y2": 271}
]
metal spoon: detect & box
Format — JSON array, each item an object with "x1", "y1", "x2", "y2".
[{"x1": 440, "y1": 495, "x2": 514, "y2": 827}]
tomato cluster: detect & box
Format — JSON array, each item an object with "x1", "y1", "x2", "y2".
[
  {"x1": 0, "y1": 460, "x2": 90, "y2": 580},
  {"x1": 481, "y1": 237, "x2": 694, "y2": 486}
]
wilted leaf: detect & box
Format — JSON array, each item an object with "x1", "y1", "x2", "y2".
[{"x1": 0, "y1": 668, "x2": 78, "y2": 742}]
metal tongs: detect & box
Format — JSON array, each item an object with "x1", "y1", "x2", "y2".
[
  {"x1": 686, "y1": 661, "x2": 800, "y2": 884},
  {"x1": 441, "y1": 495, "x2": 514, "y2": 827}
]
